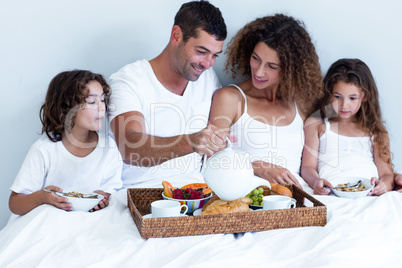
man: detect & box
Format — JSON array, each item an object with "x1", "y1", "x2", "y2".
[{"x1": 109, "y1": 1, "x2": 228, "y2": 187}]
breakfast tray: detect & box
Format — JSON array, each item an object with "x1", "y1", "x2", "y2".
[{"x1": 127, "y1": 185, "x2": 327, "y2": 238}]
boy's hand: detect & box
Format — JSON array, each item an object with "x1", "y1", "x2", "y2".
[
  {"x1": 90, "y1": 190, "x2": 111, "y2": 212},
  {"x1": 42, "y1": 185, "x2": 72, "y2": 211}
]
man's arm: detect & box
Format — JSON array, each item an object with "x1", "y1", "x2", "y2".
[{"x1": 110, "y1": 111, "x2": 227, "y2": 166}]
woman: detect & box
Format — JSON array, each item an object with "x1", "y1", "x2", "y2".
[{"x1": 209, "y1": 14, "x2": 323, "y2": 187}]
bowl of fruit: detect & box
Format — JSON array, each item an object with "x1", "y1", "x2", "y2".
[{"x1": 162, "y1": 181, "x2": 213, "y2": 214}]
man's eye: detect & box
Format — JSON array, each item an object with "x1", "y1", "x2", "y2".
[{"x1": 197, "y1": 50, "x2": 206, "y2": 55}]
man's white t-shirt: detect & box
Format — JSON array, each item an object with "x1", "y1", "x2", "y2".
[
  {"x1": 11, "y1": 133, "x2": 123, "y2": 194},
  {"x1": 108, "y1": 59, "x2": 221, "y2": 187}
]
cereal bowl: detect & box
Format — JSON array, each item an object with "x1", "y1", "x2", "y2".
[
  {"x1": 162, "y1": 192, "x2": 212, "y2": 214},
  {"x1": 331, "y1": 177, "x2": 374, "y2": 199},
  {"x1": 58, "y1": 191, "x2": 104, "y2": 212}
]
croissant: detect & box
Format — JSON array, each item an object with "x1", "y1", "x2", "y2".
[
  {"x1": 200, "y1": 196, "x2": 251, "y2": 215},
  {"x1": 270, "y1": 183, "x2": 293, "y2": 198}
]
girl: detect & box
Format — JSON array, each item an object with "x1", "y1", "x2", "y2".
[
  {"x1": 209, "y1": 14, "x2": 323, "y2": 188},
  {"x1": 301, "y1": 58, "x2": 394, "y2": 195},
  {"x1": 9, "y1": 70, "x2": 123, "y2": 215}
]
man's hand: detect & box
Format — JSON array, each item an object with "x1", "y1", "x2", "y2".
[{"x1": 188, "y1": 124, "x2": 228, "y2": 156}]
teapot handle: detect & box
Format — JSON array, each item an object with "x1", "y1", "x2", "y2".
[
  {"x1": 200, "y1": 136, "x2": 232, "y2": 173},
  {"x1": 225, "y1": 136, "x2": 232, "y2": 149}
]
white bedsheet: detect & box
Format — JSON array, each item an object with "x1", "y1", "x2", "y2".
[{"x1": 1, "y1": 183, "x2": 402, "y2": 268}]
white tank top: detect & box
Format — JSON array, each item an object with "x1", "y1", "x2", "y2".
[
  {"x1": 228, "y1": 84, "x2": 304, "y2": 175},
  {"x1": 318, "y1": 118, "x2": 378, "y2": 181}
]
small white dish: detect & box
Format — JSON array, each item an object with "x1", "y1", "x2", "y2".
[
  {"x1": 54, "y1": 191, "x2": 103, "y2": 212},
  {"x1": 142, "y1": 213, "x2": 188, "y2": 219},
  {"x1": 193, "y1": 208, "x2": 203, "y2": 216},
  {"x1": 331, "y1": 177, "x2": 374, "y2": 199}
]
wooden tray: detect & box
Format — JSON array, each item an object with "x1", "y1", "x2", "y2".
[{"x1": 127, "y1": 185, "x2": 327, "y2": 238}]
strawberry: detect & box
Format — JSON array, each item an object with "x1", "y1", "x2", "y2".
[
  {"x1": 188, "y1": 189, "x2": 201, "y2": 200},
  {"x1": 173, "y1": 189, "x2": 184, "y2": 199}
]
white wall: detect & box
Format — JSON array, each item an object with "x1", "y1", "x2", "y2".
[{"x1": 1, "y1": 0, "x2": 401, "y2": 229}]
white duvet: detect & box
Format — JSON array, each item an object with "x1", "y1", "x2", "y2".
[{"x1": 1, "y1": 182, "x2": 402, "y2": 268}]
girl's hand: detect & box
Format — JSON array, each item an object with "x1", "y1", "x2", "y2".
[
  {"x1": 394, "y1": 173, "x2": 402, "y2": 192},
  {"x1": 90, "y1": 190, "x2": 111, "y2": 212},
  {"x1": 313, "y1": 179, "x2": 332, "y2": 195},
  {"x1": 368, "y1": 177, "x2": 388, "y2": 196},
  {"x1": 42, "y1": 185, "x2": 73, "y2": 211}
]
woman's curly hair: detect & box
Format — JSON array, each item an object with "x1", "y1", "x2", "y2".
[
  {"x1": 225, "y1": 14, "x2": 323, "y2": 115},
  {"x1": 39, "y1": 70, "x2": 110, "y2": 142},
  {"x1": 321, "y1": 58, "x2": 392, "y2": 165}
]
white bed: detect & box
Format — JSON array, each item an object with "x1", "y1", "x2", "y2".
[{"x1": 1, "y1": 177, "x2": 402, "y2": 268}]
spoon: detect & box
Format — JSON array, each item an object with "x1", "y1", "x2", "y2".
[
  {"x1": 323, "y1": 180, "x2": 362, "y2": 190},
  {"x1": 43, "y1": 189, "x2": 82, "y2": 198}
]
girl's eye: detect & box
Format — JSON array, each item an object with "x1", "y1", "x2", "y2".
[
  {"x1": 350, "y1": 97, "x2": 357, "y2": 101},
  {"x1": 334, "y1": 95, "x2": 341, "y2": 99}
]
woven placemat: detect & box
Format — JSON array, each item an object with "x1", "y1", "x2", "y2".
[{"x1": 128, "y1": 185, "x2": 327, "y2": 238}]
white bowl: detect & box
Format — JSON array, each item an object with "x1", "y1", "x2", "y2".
[
  {"x1": 58, "y1": 192, "x2": 104, "y2": 211},
  {"x1": 331, "y1": 177, "x2": 374, "y2": 199}
]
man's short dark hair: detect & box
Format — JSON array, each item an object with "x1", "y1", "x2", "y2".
[{"x1": 174, "y1": 0, "x2": 227, "y2": 42}]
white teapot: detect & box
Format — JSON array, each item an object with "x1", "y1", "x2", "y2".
[{"x1": 201, "y1": 137, "x2": 271, "y2": 201}]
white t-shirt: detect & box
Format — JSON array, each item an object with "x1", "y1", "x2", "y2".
[
  {"x1": 11, "y1": 133, "x2": 123, "y2": 194},
  {"x1": 318, "y1": 118, "x2": 379, "y2": 182},
  {"x1": 108, "y1": 59, "x2": 221, "y2": 187}
]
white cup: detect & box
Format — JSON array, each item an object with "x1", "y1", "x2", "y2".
[
  {"x1": 262, "y1": 195, "x2": 296, "y2": 210},
  {"x1": 151, "y1": 200, "x2": 188, "y2": 218}
]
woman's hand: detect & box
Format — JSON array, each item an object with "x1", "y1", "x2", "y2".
[
  {"x1": 368, "y1": 177, "x2": 388, "y2": 196},
  {"x1": 42, "y1": 185, "x2": 72, "y2": 211},
  {"x1": 313, "y1": 178, "x2": 332, "y2": 195},
  {"x1": 90, "y1": 190, "x2": 111, "y2": 212},
  {"x1": 252, "y1": 161, "x2": 303, "y2": 189}
]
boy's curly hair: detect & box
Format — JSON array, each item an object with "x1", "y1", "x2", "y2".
[
  {"x1": 39, "y1": 70, "x2": 110, "y2": 142},
  {"x1": 225, "y1": 14, "x2": 323, "y2": 115}
]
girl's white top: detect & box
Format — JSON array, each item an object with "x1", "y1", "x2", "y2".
[
  {"x1": 318, "y1": 118, "x2": 378, "y2": 182},
  {"x1": 228, "y1": 84, "x2": 305, "y2": 176}
]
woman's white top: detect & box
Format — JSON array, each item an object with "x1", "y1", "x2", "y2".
[
  {"x1": 228, "y1": 84, "x2": 304, "y2": 176},
  {"x1": 318, "y1": 118, "x2": 379, "y2": 182}
]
